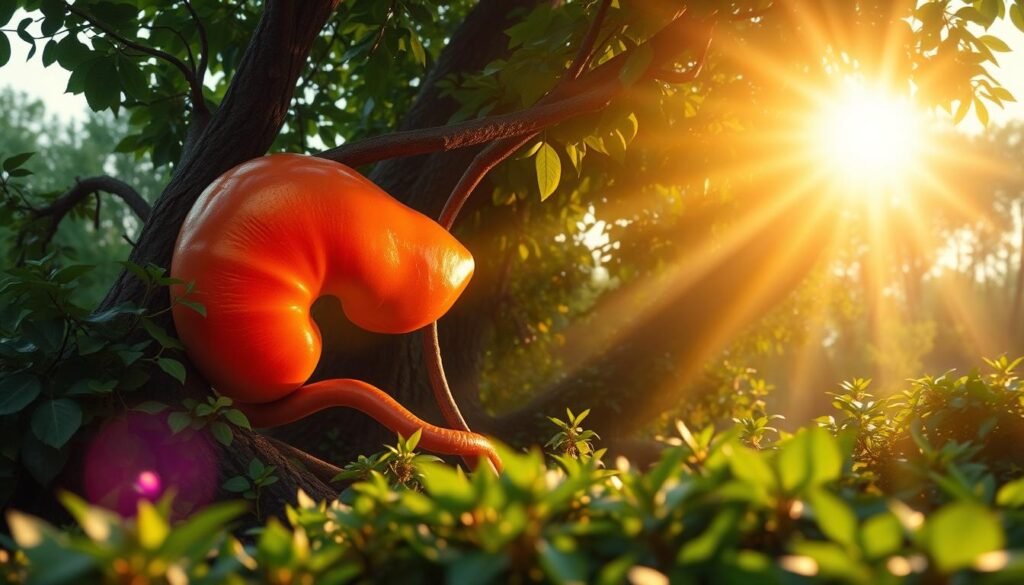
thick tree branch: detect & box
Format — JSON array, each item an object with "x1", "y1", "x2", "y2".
[
  {"x1": 268, "y1": 436, "x2": 342, "y2": 486},
  {"x1": 318, "y1": 6, "x2": 711, "y2": 171},
  {"x1": 317, "y1": 88, "x2": 617, "y2": 167},
  {"x1": 25, "y1": 175, "x2": 149, "y2": 253}
]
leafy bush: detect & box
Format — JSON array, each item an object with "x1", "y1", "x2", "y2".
[
  {"x1": 4, "y1": 357, "x2": 1024, "y2": 584},
  {"x1": 0, "y1": 165, "x2": 218, "y2": 509}
]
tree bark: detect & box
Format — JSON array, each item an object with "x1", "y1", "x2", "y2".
[{"x1": 100, "y1": 0, "x2": 341, "y2": 314}]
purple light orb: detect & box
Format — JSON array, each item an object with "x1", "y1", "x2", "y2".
[{"x1": 83, "y1": 412, "x2": 218, "y2": 518}]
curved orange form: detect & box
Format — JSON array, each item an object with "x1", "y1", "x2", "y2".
[{"x1": 171, "y1": 154, "x2": 499, "y2": 469}]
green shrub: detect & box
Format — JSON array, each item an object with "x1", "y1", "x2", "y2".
[{"x1": 4, "y1": 358, "x2": 1024, "y2": 584}]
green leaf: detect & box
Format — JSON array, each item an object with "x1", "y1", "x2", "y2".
[
  {"x1": 167, "y1": 412, "x2": 192, "y2": 434},
  {"x1": 776, "y1": 427, "x2": 841, "y2": 494},
  {"x1": 537, "y1": 539, "x2": 587, "y2": 585},
  {"x1": 136, "y1": 500, "x2": 169, "y2": 549},
  {"x1": 3, "y1": 152, "x2": 35, "y2": 172},
  {"x1": 40, "y1": 11, "x2": 63, "y2": 37},
  {"x1": 0, "y1": 32, "x2": 10, "y2": 69},
  {"x1": 860, "y1": 513, "x2": 903, "y2": 560},
  {"x1": 83, "y1": 57, "x2": 121, "y2": 111},
  {"x1": 678, "y1": 507, "x2": 742, "y2": 563},
  {"x1": 419, "y1": 462, "x2": 475, "y2": 508},
  {"x1": 222, "y1": 476, "x2": 250, "y2": 493},
  {"x1": 222, "y1": 408, "x2": 251, "y2": 430},
  {"x1": 157, "y1": 358, "x2": 186, "y2": 384},
  {"x1": 978, "y1": 0, "x2": 1000, "y2": 25},
  {"x1": 447, "y1": 552, "x2": 509, "y2": 585},
  {"x1": 159, "y1": 501, "x2": 247, "y2": 559},
  {"x1": 141, "y1": 318, "x2": 183, "y2": 350},
  {"x1": 808, "y1": 489, "x2": 857, "y2": 549},
  {"x1": 997, "y1": 477, "x2": 1024, "y2": 507},
  {"x1": 30, "y1": 399, "x2": 83, "y2": 448},
  {"x1": 175, "y1": 298, "x2": 207, "y2": 317},
  {"x1": 925, "y1": 503, "x2": 1004, "y2": 573},
  {"x1": 0, "y1": 3, "x2": 15, "y2": 27},
  {"x1": 20, "y1": 434, "x2": 68, "y2": 485},
  {"x1": 408, "y1": 29, "x2": 426, "y2": 67},
  {"x1": 727, "y1": 444, "x2": 775, "y2": 491},
  {"x1": 406, "y1": 428, "x2": 422, "y2": 451},
  {"x1": 117, "y1": 59, "x2": 149, "y2": 100},
  {"x1": 15, "y1": 17, "x2": 32, "y2": 52},
  {"x1": 974, "y1": 96, "x2": 990, "y2": 126},
  {"x1": 55, "y1": 33, "x2": 90, "y2": 69},
  {"x1": 619, "y1": 43, "x2": 653, "y2": 86},
  {"x1": 1011, "y1": 3, "x2": 1024, "y2": 33},
  {"x1": 134, "y1": 401, "x2": 169, "y2": 414},
  {"x1": 979, "y1": 34, "x2": 1011, "y2": 52},
  {"x1": 210, "y1": 421, "x2": 233, "y2": 446},
  {"x1": 535, "y1": 142, "x2": 561, "y2": 202},
  {"x1": 159, "y1": 501, "x2": 247, "y2": 560},
  {"x1": 0, "y1": 373, "x2": 42, "y2": 415}
]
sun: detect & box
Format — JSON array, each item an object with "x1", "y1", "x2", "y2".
[{"x1": 809, "y1": 81, "x2": 924, "y2": 194}]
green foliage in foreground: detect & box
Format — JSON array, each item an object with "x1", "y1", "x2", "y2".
[{"x1": 3, "y1": 361, "x2": 1024, "y2": 585}]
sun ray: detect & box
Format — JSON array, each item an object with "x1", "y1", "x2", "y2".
[{"x1": 549, "y1": 164, "x2": 834, "y2": 396}]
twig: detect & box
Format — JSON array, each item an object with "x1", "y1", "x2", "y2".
[
  {"x1": 565, "y1": 0, "x2": 613, "y2": 81},
  {"x1": 730, "y1": 2, "x2": 776, "y2": 21},
  {"x1": 183, "y1": 0, "x2": 209, "y2": 81},
  {"x1": 369, "y1": 0, "x2": 397, "y2": 55},
  {"x1": 146, "y1": 24, "x2": 196, "y2": 74},
  {"x1": 651, "y1": 21, "x2": 715, "y2": 84}
]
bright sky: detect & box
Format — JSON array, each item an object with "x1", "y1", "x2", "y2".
[{"x1": 1, "y1": 12, "x2": 1022, "y2": 128}]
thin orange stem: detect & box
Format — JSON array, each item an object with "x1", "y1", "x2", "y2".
[{"x1": 238, "y1": 378, "x2": 502, "y2": 472}]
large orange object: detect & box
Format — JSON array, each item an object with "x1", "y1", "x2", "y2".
[{"x1": 171, "y1": 154, "x2": 499, "y2": 468}]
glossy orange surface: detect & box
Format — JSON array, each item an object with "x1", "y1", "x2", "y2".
[{"x1": 170, "y1": 154, "x2": 475, "y2": 404}]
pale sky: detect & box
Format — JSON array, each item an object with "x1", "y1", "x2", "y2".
[{"x1": 1, "y1": 12, "x2": 1022, "y2": 129}]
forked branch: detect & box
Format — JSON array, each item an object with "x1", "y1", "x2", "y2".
[{"x1": 21, "y1": 176, "x2": 150, "y2": 253}]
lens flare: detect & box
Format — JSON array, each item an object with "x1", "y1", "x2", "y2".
[
  {"x1": 808, "y1": 81, "x2": 923, "y2": 193},
  {"x1": 84, "y1": 412, "x2": 218, "y2": 518}
]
